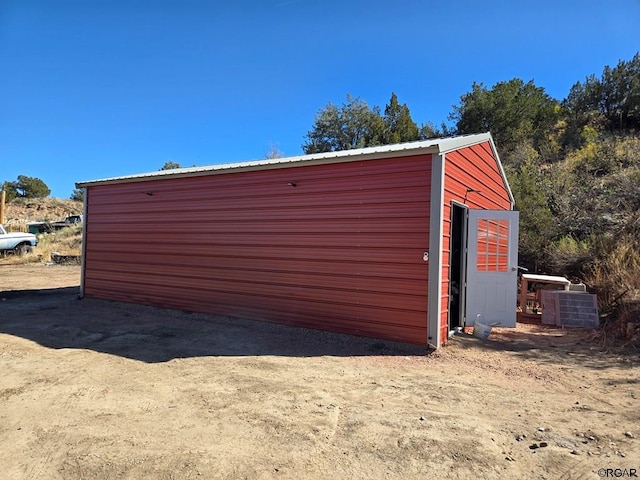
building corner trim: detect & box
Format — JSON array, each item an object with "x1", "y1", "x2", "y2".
[
  {"x1": 79, "y1": 189, "x2": 88, "y2": 299},
  {"x1": 427, "y1": 153, "x2": 445, "y2": 348}
]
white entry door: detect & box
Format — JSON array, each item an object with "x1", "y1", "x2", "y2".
[{"x1": 465, "y1": 210, "x2": 519, "y2": 327}]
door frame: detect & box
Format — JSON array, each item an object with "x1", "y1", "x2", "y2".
[{"x1": 447, "y1": 201, "x2": 468, "y2": 333}]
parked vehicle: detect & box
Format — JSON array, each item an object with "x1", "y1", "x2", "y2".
[
  {"x1": 0, "y1": 224, "x2": 38, "y2": 256},
  {"x1": 27, "y1": 215, "x2": 83, "y2": 234}
]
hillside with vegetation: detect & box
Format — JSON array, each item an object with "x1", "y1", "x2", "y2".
[{"x1": 3, "y1": 197, "x2": 82, "y2": 227}]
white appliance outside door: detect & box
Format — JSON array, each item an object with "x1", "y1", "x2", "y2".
[{"x1": 465, "y1": 210, "x2": 519, "y2": 327}]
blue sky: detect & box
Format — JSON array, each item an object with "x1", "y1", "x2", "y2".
[{"x1": 1, "y1": 0, "x2": 638, "y2": 198}]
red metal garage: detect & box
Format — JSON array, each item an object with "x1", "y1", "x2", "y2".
[{"x1": 76, "y1": 132, "x2": 517, "y2": 348}]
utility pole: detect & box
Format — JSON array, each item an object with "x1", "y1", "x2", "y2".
[{"x1": 0, "y1": 190, "x2": 5, "y2": 225}]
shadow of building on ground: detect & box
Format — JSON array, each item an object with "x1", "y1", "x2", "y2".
[{"x1": 0, "y1": 287, "x2": 430, "y2": 363}]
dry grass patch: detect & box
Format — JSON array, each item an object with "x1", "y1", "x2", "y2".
[
  {"x1": 0, "y1": 225, "x2": 82, "y2": 265},
  {"x1": 586, "y1": 234, "x2": 640, "y2": 349}
]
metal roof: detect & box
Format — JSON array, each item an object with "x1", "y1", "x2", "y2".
[{"x1": 76, "y1": 132, "x2": 497, "y2": 188}]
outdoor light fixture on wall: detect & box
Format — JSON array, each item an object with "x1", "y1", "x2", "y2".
[
  {"x1": 463, "y1": 188, "x2": 481, "y2": 203},
  {"x1": 287, "y1": 182, "x2": 297, "y2": 187}
]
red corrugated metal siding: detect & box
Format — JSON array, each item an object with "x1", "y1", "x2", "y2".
[
  {"x1": 440, "y1": 142, "x2": 512, "y2": 343},
  {"x1": 84, "y1": 155, "x2": 432, "y2": 344}
]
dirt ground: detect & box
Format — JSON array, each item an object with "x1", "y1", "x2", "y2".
[{"x1": 1, "y1": 264, "x2": 638, "y2": 479}]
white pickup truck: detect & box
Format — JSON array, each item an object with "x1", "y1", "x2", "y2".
[{"x1": 0, "y1": 225, "x2": 38, "y2": 256}]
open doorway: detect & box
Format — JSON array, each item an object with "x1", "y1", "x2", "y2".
[{"x1": 448, "y1": 202, "x2": 467, "y2": 332}]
